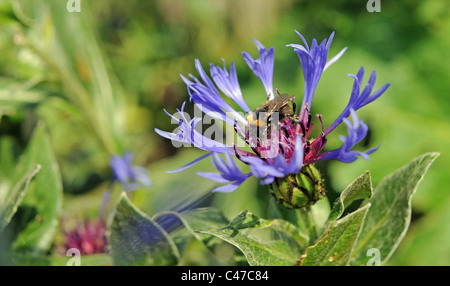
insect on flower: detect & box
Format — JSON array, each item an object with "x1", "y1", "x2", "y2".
[
  {"x1": 155, "y1": 31, "x2": 391, "y2": 209},
  {"x1": 247, "y1": 93, "x2": 297, "y2": 128}
]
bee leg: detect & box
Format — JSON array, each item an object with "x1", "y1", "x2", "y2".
[{"x1": 234, "y1": 120, "x2": 248, "y2": 143}]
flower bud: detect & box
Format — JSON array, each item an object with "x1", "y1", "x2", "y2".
[{"x1": 270, "y1": 164, "x2": 325, "y2": 209}]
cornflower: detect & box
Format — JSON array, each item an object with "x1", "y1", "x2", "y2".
[{"x1": 156, "y1": 31, "x2": 390, "y2": 208}]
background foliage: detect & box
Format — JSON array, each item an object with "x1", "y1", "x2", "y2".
[{"x1": 0, "y1": 0, "x2": 448, "y2": 265}]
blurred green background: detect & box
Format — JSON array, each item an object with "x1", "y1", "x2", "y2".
[{"x1": 0, "y1": 0, "x2": 449, "y2": 265}]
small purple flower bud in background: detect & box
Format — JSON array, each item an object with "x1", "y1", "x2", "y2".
[{"x1": 60, "y1": 218, "x2": 107, "y2": 255}]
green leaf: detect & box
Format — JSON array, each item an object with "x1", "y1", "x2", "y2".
[
  {"x1": 0, "y1": 165, "x2": 41, "y2": 231},
  {"x1": 388, "y1": 196, "x2": 450, "y2": 265},
  {"x1": 298, "y1": 204, "x2": 370, "y2": 266},
  {"x1": 229, "y1": 210, "x2": 277, "y2": 229},
  {"x1": 198, "y1": 225, "x2": 298, "y2": 266},
  {"x1": 152, "y1": 207, "x2": 229, "y2": 252},
  {"x1": 154, "y1": 209, "x2": 309, "y2": 266},
  {"x1": 327, "y1": 171, "x2": 373, "y2": 222},
  {"x1": 351, "y1": 152, "x2": 440, "y2": 265},
  {"x1": 12, "y1": 123, "x2": 63, "y2": 254},
  {"x1": 229, "y1": 210, "x2": 309, "y2": 249},
  {"x1": 195, "y1": 210, "x2": 310, "y2": 266},
  {"x1": 108, "y1": 193, "x2": 180, "y2": 266}
]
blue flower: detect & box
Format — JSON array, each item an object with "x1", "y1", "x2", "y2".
[
  {"x1": 100, "y1": 152, "x2": 151, "y2": 217},
  {"x1": 156, "y1": 31, "x2": 390, "y2": 194},
  {"x1": 109, "y1": 153, "x2": 151, "y2": 191}
]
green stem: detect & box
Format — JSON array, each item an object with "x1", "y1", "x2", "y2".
[{"x1": 298, "y1": 207, "x2": 318, "y2": 243}]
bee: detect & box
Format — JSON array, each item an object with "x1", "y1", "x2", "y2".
[{"x1": 247, "y1": 94, "x2": 297, "y2": 129}]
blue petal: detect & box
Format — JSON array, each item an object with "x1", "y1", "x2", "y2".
[
  {"x1": 109, "y1": 153, "x2": 134, "y2": 185},
  {"x1": 287, "y1": 135, "x2": 304, "y2": 174},
  {"x1": 242, "y1": 40, "x2": 275, "y2": 99},
  {"x1": 155, "y1": 103, "x2": 233, "y2": 153},
  {"x1": 132, "y1": 166, "x2": 152, "y2": 187},
  {"x1": 211, "y1": 179, "x2": 248, "y2": 193},
  {"x1": 260, "y1": 176, "x2": 275, "y2": 185},
  {"x1": 210, "y1": 60, "x2": 250, "y2": 113},
  {"x1": 182, "y1": 62, "x2": 248, "y2": 126},
  {"x1": 240, "y1": 156, "x2": 285, "y2": 178},
  {"x1": 287, "y1": 31, "x2": 346, "y2": 121},
  {"x1": 197, "y1": 172, "x2": 230, "y2": 183},
  {"x1": 312, "y1": 109, "x2": 378, "y2": 163},
  {"x1": 197, "y1": 152, "x2": 252, "y2": 193},
  {"x1": 109, "y1": 153, "x2": 151, "y2": 192},
  {"x1": 167, "y1": 153, "x2": 213, "y2": 173},
  {"x1": 325, "y1": 67, "x2": 391, "y2": 135}
]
